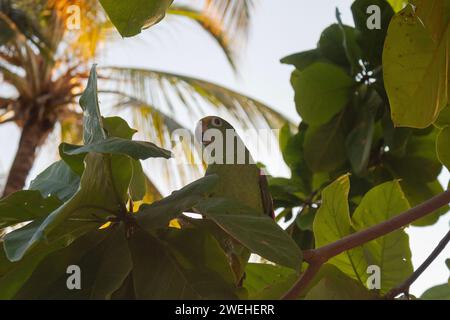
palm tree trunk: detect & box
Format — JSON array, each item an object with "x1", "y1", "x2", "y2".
[{"x1": 2, "y1": 118, "x2": 55, "y2": 197}]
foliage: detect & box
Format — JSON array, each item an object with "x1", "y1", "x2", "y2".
[
  {"x1": 0, "y1": 66, "x2": 299, "y2": 299},
  {"x1": 275, "y1": 0, "x2": 448, "y2": 237},
  {"x1": 271, "y1": 0, "x2": 449, "y2": 299}
]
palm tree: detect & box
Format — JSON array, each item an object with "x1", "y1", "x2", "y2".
[{"x1": 0, "y1": 0, "x2": 288, "y2": 197}]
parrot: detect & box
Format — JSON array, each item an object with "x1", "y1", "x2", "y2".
[{"x1": 194, "y1": 116, "x2": 274, "y2": 285}]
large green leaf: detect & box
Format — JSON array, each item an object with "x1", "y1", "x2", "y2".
[
  {"x1": 162, "y1": 228, "x2": 239, "y2": 299},
  {"x1": 383, "y1": 3, "x2": 450, "y2": 128},
  {"x1": 11, "y1": 230, "x2": 110, "y2": 299},
  {"x1": 352, "y1": 181, "x2": 413, "y2": 293},
  {"x1": 129, "y1": 228, "x2": 235, "y2": 299},
  {"x1": 313, "y1": 175, "x2": 367, "y2": 284},
  {"x1": 29, "y1": 161, "x2": 80, "y2": 202},
  {"x1": 3, "y1": 153, "x2": 130, "y2": 262},
  {"x1": 99, "y1": 0, "x2": 173, "y2": 37},
  {"x1": 345, "y1": 107, "x2": 375, "y2": 175},
  {"x1": 91, "y1": 224, "x2": 132, "y2": 299},
  {"x1": 304, "y1": 117, "x2": 347, "y2": 172},
  {"x1": 136, "y1": 175, "x2": 219, "y2": 232},
  {"x1": 0, "y1": 240, "x2": 63, "y2": 299},
  {"x1": 194, "y1": 198, "x2": 302, "y2": 271},
  {"x1": 292, "y1": 62, "x2": 353, "y2": 126},
  {"x1": 243, "y1": 263, "x2": 297, "y2": 300},
  {"x1": 60, "y1": 137, "x2": 171, "y2": 161},
  {"x1": 0, "y1": 191, "x2": 61, "y2": 229}
]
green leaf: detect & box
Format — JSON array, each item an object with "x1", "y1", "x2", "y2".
[
  {"x1": 162, "y1": 228, "x2": 239, "y2": 299},
  {"x1": 352, "y1": 181, "x2": 413, "y2": 293},
  {"x1": 318, "y1": 24, "x2": 360, "y2": 69},
  {"x1": 3, "y1": 153, "x2": 129, "y2": 262},
  {"x1": 59, "y1": 143, "x2": 86, "y2": 176},
  {"x1": 194, "y1": 198, "x2": 302, "y2": 271},
  {"x1": 437, "y1": 126, "x2": 450, "y2": 169},
  {"x1": 281, "y1": 49, "x2": 323, "y2": 71},
  {"x1": 61, "y1": 137, "x2": 171, "y2": 161},
  {"x1": 91, "y1": 225, "x2": 132, "y2": 299},
  {"x1": 351, "y1": 0, "x2": 395, "y2": 66},
  {"x1": 10, "y1": 230, "x2": 110, "y2": 299},
  {"x1": 243, "y1": 263, "x2": 297, "y2": 300},
  {"x1": 383, "y1": 4, "x2": 450, "y2": 128},
  {"x1": 0, "y1": 191, "x2": 62, "y2": 229},
  {"x1": 102, "y1": 116, "x2": 137, "y2": 140},
  {"x1": 304, "y1": 117, "x2": 347, "y2": 172},
  {"x1": 128, "y1": 229, "x2": 199, "y2": 299},
  {"x1": 0, "y1": 242, "x2": 61, "y2": 299},
  {"x1": 421, "y1": 283, "x2": 450, "y2": 300},
  {"x1": 29, "y1": 160, "x2": 80, "y2": 202},
  {"x1": 99, "y1": 0, "x2": 174, "y2": 37},
  {"x1": 305, "y1": 266, "x2": 377, "y2": 300},
  {"x1": 292, "y1": 62, "x2": 353, "y2": 125},
  {"x1": 345, "y1": 107, "x2": 375, "y2": 175},
  {"x1": 79, "y1": 65, "x2": 106, "y2": 144},
  {"x1": 136, "y1": 175, "x2": 219, "y2": 232},
  {"x1": 313, "y1": 175, "x2": 367, "y2": 284}
]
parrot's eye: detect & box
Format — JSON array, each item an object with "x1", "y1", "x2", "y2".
[{"x1": 211, "y1": 117, "x2": 223, "y2": 127}]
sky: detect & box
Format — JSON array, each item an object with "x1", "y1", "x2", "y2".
[{"x1": 0, "y1": 0, "x2": 448, "y2": 297}]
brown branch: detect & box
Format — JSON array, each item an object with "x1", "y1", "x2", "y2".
[
  {"x1": 385, "y1": 230, "x2": 450, "y2": 299},
  {"x1": 282, "y1": 189, "x2": 450, "y2": 300}
]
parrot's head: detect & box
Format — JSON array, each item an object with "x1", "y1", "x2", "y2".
[
  {"x1": 195, "y1": 116, "x2": 252, "y2": 165},
  {"x1": 195, "y1": 116, "x2": 233, "y2": 146}
]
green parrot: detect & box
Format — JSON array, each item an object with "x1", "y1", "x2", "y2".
[{"x1": 195, "y1": 116, "x2": 274, "y2": 285}]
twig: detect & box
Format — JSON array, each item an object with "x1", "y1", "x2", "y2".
[
  {"x1": 385, "y1": 230, "x2": 450, "y2": 299},
  {"x1": 282, "y1": 189, "x2": 450, "y2": 300}
]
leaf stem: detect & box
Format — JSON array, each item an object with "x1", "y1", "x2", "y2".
[
  {"x1": 282, "y1": 189, "x2": 450, "y2": 300},
  {"x1": 385, "y1": 229, "x2": 450, "y2": 299}
]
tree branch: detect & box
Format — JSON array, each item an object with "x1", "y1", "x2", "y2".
[
  {"x1": 282, "y1": 189, "x2": 450, "y2": 300},
  {"x1": 385, "y1": 229, "x2": 450, "y2": 299}
]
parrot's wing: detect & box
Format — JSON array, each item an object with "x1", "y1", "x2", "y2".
[{"x1": 259, "y1": 170, "x2": 275, "y2": 219}]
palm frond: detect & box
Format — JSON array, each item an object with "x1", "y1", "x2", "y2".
[
  {"x1": 168, "y1": 4, "x2": 236, "y2": 69},
  {"x1": 100, "y1": 67, "x2": 288, "y2": 130},
  {"x1": 202, "y1": 0, "x2": 254, "y2": 43}
]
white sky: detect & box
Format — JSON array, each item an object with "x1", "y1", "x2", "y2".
[{"x1": 0, "y1": 0, "x2": 448, "y2": 297}]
